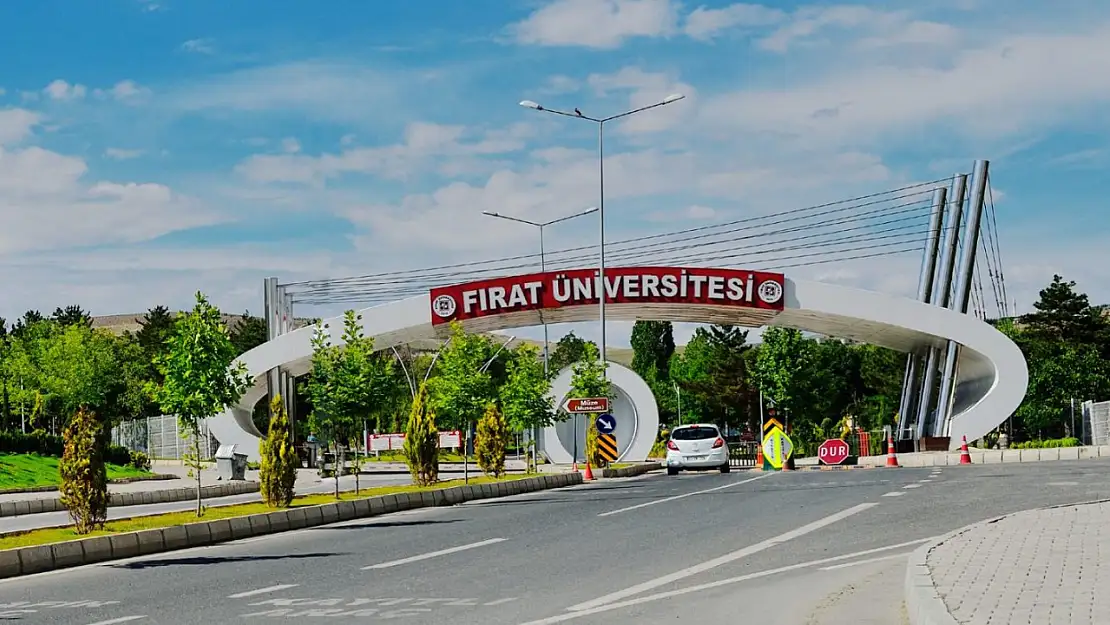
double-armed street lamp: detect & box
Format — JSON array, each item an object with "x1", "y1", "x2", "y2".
[{"x1": 518, "y1": 93, "x2": 686, "y2": 372}]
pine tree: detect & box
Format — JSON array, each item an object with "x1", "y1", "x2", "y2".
[
  {"x1": 475, "y1": 403, "x2": 508, "y2": 477},
  {"x1": 403, "y1": 383, "x2": 439, "y2": 486},
  {"x1": 59, "y1": 406, "x2": 109, "y2": 534},
  {"x1": 259, "y1": 394, "x2": 298, "y2": 508},
  {"x1": 585, "y1": 416, "x2": 603, "y2": 467}
]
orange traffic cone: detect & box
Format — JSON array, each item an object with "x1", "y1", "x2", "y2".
[
  {"x1": 755, "y1": 445, "x2": 764, "y2": 470},
  {"x1": 583, "y1": 461, "x2": 594, "y2": 481},
  {"x1": 886, "y1": 435, "x2": 899, "y2": 467},
  {"x1": 959, "y1": 436, "x2": 972, "y2": 465}
]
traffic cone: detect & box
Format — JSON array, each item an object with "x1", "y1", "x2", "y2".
[
  {"x1": 959, "y1": 436, "x2": 972, "y2": 465},
  {"x1": 755, "y1": 445, "x2": 764, "y2": 470},
  {"x1": 885, "y1": 435, "x2": 899, "y2": 467},
  {"x1": 583, "y1": 461, "x2": 594, "y2": 481}
]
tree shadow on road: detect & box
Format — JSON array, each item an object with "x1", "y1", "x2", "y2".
[{"x1": 112, "y1": 552, "x2": 343, "y2": 569}]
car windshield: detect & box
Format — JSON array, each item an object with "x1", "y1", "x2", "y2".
[{"x1": 671, "y1": 427, "x2": 720, "y2": 440}]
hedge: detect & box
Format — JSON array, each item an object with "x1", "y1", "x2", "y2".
[{"x1": 0, "y1": 429, "x2": 144, "y2": 468}]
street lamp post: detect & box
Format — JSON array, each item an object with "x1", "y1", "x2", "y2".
[
  {"x1": 483, "y1": 208, "x2": 598, "y2": 468},
  {"x1": 519, "y1": 94, "x2": 685, "y2": 372}
]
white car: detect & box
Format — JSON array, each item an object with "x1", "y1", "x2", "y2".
[{"x1": 665, "y1": 424, "x2": 730, "y2": 475}]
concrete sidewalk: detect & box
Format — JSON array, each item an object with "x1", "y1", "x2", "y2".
[{"x1": 906, "y1": 499, "x2": 1110, "y2": 624}]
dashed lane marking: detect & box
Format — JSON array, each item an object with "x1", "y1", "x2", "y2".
[
  {"x1": 597, "y1": 473, "x2": 772, "y2": 517},
  {"x1": 902, "y1": 484, "x2": 921, "y2": 489},
  {"x1": 362, "y1": 538, "x2": 507, "y2": 570},
  {"x1": 228, "y1": 585, "x2": 300, "y2": 599},
  {"x1": 882, "y1": 492, "x2": 905, "y2": 497}
]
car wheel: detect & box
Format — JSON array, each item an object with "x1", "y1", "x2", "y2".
[
  {"x1": 720, "y1": 463, "x2": 731, "y2": 473},
  {"x1": 667, "y1": 467, "x2": 679, "y2": 476}
]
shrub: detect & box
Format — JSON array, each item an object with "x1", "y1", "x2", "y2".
[
  {"x1": 105, "y1": 444, "x2": 133, "y2": 467},
  {"x1": 475, "y1": 403, "x2": 507, "y2": 478},
  {"x1": 585, "y1": 416, "x2": 603, "y2": 467},
  {"x1": 59, "y1": 407, "x2": 110, "y2": 534},
  {"x1": 0, "y1": 429, "x2": 63, "y2": 455},
  {"x1": 128, "y1": 450, "x2": 152, "y2": 471},
  {"x1": 259, "y1": 394, "x2": 298, "y2": 508},
  {"x1": 1011, "y1": 437, "x2": 1081, "y2": 449},
  {"x1": 403, "y1": 383, "x2": 439, "y2": 486}
]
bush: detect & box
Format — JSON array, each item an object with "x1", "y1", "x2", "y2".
[
  {"x1": 1011, "y1": 437, "x2": 1081, "y2": 449},
  {"x1": 403, "y1": 383, "x2": 439, "y2": 486},
  {"x1": 585, "y1": 416, "x2": 603, "y2": 467},
  {"x1": 475, "y1": 403, "x2": 507, "y2": 478},
  {"x1": 127, "y1": 450, "x2": 152, "y2": 471},
  {"x1": 59, "y1": 407, "x2": 110, "y2": 534},
  {"x1": 259, "y1": 394, "x2": 298, "y2": 508},
  {"x1": 105, "y1": 444, "x2": 133, "y2": 467},
  {"x1": 0, "y1": 429, "x2": 63, "y2": 455}
]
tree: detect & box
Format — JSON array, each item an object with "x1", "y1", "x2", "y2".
[
  {"x1": 403, "y1": 382, "x2": 439, "y2": 486},
  {"x1": 39, "y1": 324, "x2": 120, "y2": 422},
  {"x1": 259, "y1": 394, "x2": 297, "y2": 508},
  {"x1": 499, "y1": 343, "x2": 555, "y2": 471},
  {"x1": 59, "y1": 406, "x2": 109, "y2": 534},
  {"x1": 630, "y1": 321, "x2": 675, "y2": 382},
  {"x1": 475, "y1": 403, "x2": 508, "y2": 477},
  {"x1": 51, "y1": 305, "x2": 93, "y2": 328},
  {"x1": 150, "y1": 292, "x2": 251, "y2": 516},
  {"x1": 548, "y1": 332, "x2": 596, "y2": 375},
  {"x1": 430, "y1": 321, "x2": 495, "y2": 455},
  {"x1": 231, "y1": 311, "x2": 269, "y2": 356},
  {"x1": 568, "y1": 343, "x2": 611, "y2": 467},
  {"x1": 1020, "y1": 275, "x2": 1110, "y2": 352},
  {"x1": 135, "y1": 305, "x2": 177, "y2": 356}
]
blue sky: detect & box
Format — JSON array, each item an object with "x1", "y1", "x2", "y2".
[{"x1": 1, "y1": 0, "x2": 1108, "y2": 347}]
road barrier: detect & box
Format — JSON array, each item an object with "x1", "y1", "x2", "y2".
[
  {"x1": 0, "y1": 472, "x2": 582, "y2": 579},
  {"x1": 0, "y1": 481, "x2": 261, "y2": 518}
]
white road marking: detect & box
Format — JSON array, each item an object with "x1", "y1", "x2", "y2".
[
  {"x1": 518, "y1": 537, "x2": 936, "y2": 625},
  {"x1": 597, "y1": 473, "x2": 772, "y2": 517},
  {"x1": 919, "y1": 479, "x2": 933, "y2": 483},
  {"x1": 569, "y1": 502, "x2": 878, "y2": 611},
  {"x1": 228, "y1": 584, "x2": 300, "y2": 599},
  {"x1": 903, "y1": 484, "x2": 921, "y2": 489},
  {"x1": 362, "y1": 538, "x2": 507, "y2": 570},
  {"x1": 484, "y1": 598, "x2": 519, "y2": 606},
  {"x1": 882, "y1": 491, "x2": 905, "y2": 497},
  {"x1": 1046, "y1": 482, "x2": 1079, "y2": 487},
  {"x1": 85, "y1": 617, "x2": 146, "y2": 625},
  {"x1": 818, "y1": 552, "x2": 909, "y2": 570}
]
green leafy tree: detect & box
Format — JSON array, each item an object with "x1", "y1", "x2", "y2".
[
  {"x1": 231, "y1": 311, "x2": 269, "y2": 356},
  {"x1": 548, "y1": 332, "x2": 596, "y2": 375},
  {"x1": 1020, "y1": 275, "x2": 1110, "y2": 355},
  {"x1": 753, "y1": 327, "x2": 813, "y2": 418},
  {"x1": 630, "y1": 321, "x2": 675, "y2": 381},
  {"x1": 430, "y1": 321, "x2": 495, "y2": 456},
  {"x1": 499, "y1": 343, "x2": 555, "y2": 471},
  {"x1": 568, "y1": 343, "x2": 611, "y2": 467},
  {"x1": 51, "y1": 305, "x2": 93, "y2": 328},
  {"x1": 475, "y1": 403, "x2": 508, "y2": 477},
  {"x1": 39, "y1": 324, "x2": 120, "y2": 423},
  {"x1": 59, "y1": 406, "x2": 109, "y2": 534},
  {"x1": 403, "y1": 382, "x2": 439, "y2": 486},
  {"x1": 259, "y1": 394, "x2": 298, "y2": 508},
  {"x1": 150, "y1": 292, "x2": 251, "y2": 516}
]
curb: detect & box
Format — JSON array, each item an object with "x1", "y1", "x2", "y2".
[
  {"x1": 599, "y1": 463, "x2": 661, "y2": 478},
  {"x1": 0, "y1": 481, "x2": 261, "y2": 518},
  {"x1": 0, "y1": 474, "x2": 177, "y2": 496},
  {"x1": 904, "y1": 497, "x2": 1110, "y2": 625},
  {"x1": 0, "y1": 472, "x2": 582, "y2": 579}
]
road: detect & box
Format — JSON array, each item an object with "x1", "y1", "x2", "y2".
[{"x1": 3, "y1": 458, "x2": 1108, "y2": 624}]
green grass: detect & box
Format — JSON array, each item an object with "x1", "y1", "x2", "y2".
[
  {"x1": 0, "y1": 473, "x2": 534, "y2": 550},
  {"x1": 0, "y1": 453, "x2": 153, "y2": 491}
]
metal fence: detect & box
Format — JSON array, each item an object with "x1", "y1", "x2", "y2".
[
  {"x1": 110, "y1": 414, "x2": 219, "y2": 461},
  {"x1": 1083, "y1": 400, "x2": 1110, "y2": 446},
  {"x1": 729, "y1": 441, "x2": 760, "y2": 467}
]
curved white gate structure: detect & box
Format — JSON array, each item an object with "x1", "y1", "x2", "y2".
[{"x1": 214, "y1": 267, "x2": 1027, "y2": 460}]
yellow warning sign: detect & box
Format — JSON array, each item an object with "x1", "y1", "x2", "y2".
[
  {"x1": 763, "y1": 417, "x2": 784, "y2": 434},
  {"x1": 761, "y1": 426, "x2": 794, "y2": 470},
  {"x1": 598, "y1": 433, "x2": 619, "y2": 463}
]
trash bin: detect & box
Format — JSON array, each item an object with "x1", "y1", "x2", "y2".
[{"x1": 215, "y1": 444, "x2": 248, "y2": 481}]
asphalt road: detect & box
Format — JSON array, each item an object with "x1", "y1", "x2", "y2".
[{"x1": 3, "y1": 458, "x2": 1108, "y2": 625}]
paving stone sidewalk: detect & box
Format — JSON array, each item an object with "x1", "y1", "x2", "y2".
[{"x1": 922, "y1": 500, "x2": 1109, "y2": 624}]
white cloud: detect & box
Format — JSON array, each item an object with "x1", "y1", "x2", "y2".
[
  {"x1": 92, "y1": 80, "x2": 151, "y2": 102},
  {"x1": 684, "y1": 3, "x2": 785, "y2": 41},
  {"x1": 585, "y1": 67, "x2": 696, "y2": 134},
  {"x1": 281, "y1": 137, "x2": 301, "y2": 154},
  {"x1": 104, "y1": 147, "x2": 145, "y2": 160},
  {"x1": 0, "y1": 108, "x2": 39, "y2": 145},
  {"x1": 181, "y1": 38, "x2": 215, "y2": 54},
  {"x1": 509, "y1": 0, "x2": 679, "y2": 48},
  {"x1": 0, "y1": 88, "x2": 6, "y2": 96},
  {"x1": 43, "y1": 80, "x2": 87, "y2": 100}
]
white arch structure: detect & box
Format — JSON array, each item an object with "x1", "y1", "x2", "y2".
[{"x1": 213, "y1": 267, "x2": 1027, "y2": 461}]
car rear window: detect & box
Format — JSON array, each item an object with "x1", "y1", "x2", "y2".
[{"x1": 671, "y1": 427, "x2": 720, "y2": 440}]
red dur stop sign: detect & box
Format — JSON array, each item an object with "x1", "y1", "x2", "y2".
[{"x1": 818, "y1": 439, "x2": 850, "y2": 465}]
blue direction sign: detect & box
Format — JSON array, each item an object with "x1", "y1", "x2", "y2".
[{"x1": 596, "y1": 413, "x2": 616, "y2": 434}]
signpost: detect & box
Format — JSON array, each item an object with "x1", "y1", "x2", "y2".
[
  {"x1": 818, "y1": 439, "x2": 850, "y2": 466},
  {"x1": 596, "y1": 413, "x2": 616, "y2": 434},
  {"x1": 563, "y1": 397, "x2": 610, "y2": 414},
  {"x1": 761, "y1": 421, "x2": 793, "y2": 470}
]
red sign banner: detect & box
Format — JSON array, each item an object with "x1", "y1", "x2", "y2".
[
  {"x1": 429, "y1": 266, "x2": 785, "y2": 325},
  {"x1": 563, "y1": 397, "x2": 610, "y2": 414}
]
